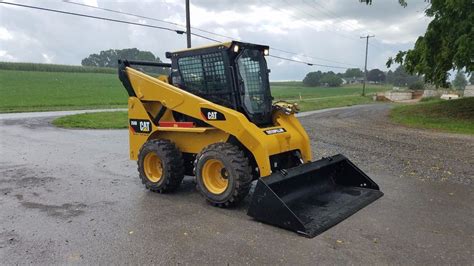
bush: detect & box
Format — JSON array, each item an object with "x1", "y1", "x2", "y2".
[
  {"x1": 303, "y1": 71, "x2": 323, "y2": 86},
  {"x1": 320, "y1": 74, "x2": 343, "y2": 87},
  {"x1": 409, "y1": 80, "x2": 425, "y2": 90}
]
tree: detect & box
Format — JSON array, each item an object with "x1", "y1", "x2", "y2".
[
  {"x1": 452, "y1": 71, "x2": 467, "y2": 91},
  {"x1": 365, "y1": 0, "x2": 473, "y2": 87},
  {"x1": 303, "y1": 71, "x2": 323, "y2": 86},
  {"x1": 388, "y1": 65, "x2": 421, "y2": 87},
  {"x1": 386, "y1": 70, "x2": 394, "y2": 84},
  {"x1": 320, "y1": 73, "x2": 343, "y2": 87},
  {"x1": 81, "y1": 48, "x2": 162, "y2": 68},
  {"x1": 367, "y1": 69, "x2": 385, "y2": 83},
  {"x1": 344, "y1": 68, "x2": 364, "y2": 78}
]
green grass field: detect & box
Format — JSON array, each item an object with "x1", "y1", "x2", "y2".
[
  {"x1": 390, "y1": 97, "x2": 474, "y2": 134},
  {"x1": 0, "y1": 61, "x2": 115, "y2": 74},
  {"x1": 0, "y1": 69, "x2": 389, "y2": 113},
  {"x1": 271, "y1": 83, "x2": 390, "y2": 101},
  {"x1": 0, "y1": 70, "x2": 127, "y2": 112}
]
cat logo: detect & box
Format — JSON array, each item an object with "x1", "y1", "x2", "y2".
[
  {"x1": 207, "y1": 112, "x2": 217, "y2": 120},
  {"x1": 129, "y1": 119, "x2": 152, "y2": 134},
  {"x1": 140, "y1": 121, "x2": 150, "y2": 132},
  {"x1": 201, "y1": 108, "x2": 226, "y2": 121}
]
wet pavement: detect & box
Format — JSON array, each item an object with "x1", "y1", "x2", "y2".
[{"x1": 0, "y1": 104, "x2": 473, "y2": 264}]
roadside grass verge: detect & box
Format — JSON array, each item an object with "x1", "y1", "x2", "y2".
[
  {"x1": 52, "y1": 111, "x2": 128, "y2": 129},
  {"x1": 0, "y1": 70, "x2": 127, "y2": 112},
  {"x1": 390, "y1": 97, "x2": 474, "y2": 135}
]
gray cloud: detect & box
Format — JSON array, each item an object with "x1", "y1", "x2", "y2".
[{"x1": 0, "y1": 0, "x2": 431, "y2": 80}]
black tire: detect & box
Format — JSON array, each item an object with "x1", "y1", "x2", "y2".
[
  {"x1": 194, "y1": 143, "x2": 252, "y2": 207},
  {"x1": 138, "y1": 139, "x2": 184, "y2": 193}
]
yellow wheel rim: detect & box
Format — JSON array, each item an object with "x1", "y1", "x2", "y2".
[
  {"x1": 202, "y1": 159, "x2": 229, "y2": 194},
  {"x1": 143, "y1": 152, "x2": 163, "y2": 183}
]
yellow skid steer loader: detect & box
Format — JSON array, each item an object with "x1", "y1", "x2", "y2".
[{"x1": 118, "y1": 41, "x2": 383, "y2": 237}]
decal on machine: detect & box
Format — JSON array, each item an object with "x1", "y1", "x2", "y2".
[
  {"x1": 264, "y1": 128, "x2": 286, "y2": 135},
  {"x1": 201, "y1": 108, "x2": 226, "y2": 121},
  {"x1": 129, "y1": 119, "x2": 152, "y2": 134}
]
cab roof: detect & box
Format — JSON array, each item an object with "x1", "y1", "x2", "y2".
[{"x1": 166, "y1": 41, "x2": 269, "y2": 59}]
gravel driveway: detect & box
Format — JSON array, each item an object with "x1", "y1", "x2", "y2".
[{"x1": 0, "y1": 104, "x2": 472, "y2": 264}]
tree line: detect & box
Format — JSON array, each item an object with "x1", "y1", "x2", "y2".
[
  {"x1": 81, "y1": 48, "x2": 162, "y2": 67},
  {"x1": 302, "y1": 66, "x2": 424, "y2": 88},
  {"x1": 303, "y1": 66, "x2": 471, "y2": 91},
  {"x1": 81, "y1": 48, "x2": 169, "y2": 75}
]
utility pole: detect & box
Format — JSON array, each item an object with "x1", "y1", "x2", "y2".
[
  {"x1": 185, "y1": 0, "x2": 191, "y2": 48},
  {"x1": 360, "y1": 35, "x2": 374, "y2": 96}
]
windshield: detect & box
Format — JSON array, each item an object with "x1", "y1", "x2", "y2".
[{"x1": 236, "y1": 49, "x2": 272, "y2": 115}]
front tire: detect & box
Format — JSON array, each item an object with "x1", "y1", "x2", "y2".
[
  {"x1": 195, "y1": 143, "x2": 252, "y2": 207},
  {"x1": 138, "y1": 139, "x2": 184, "y2": 193}
]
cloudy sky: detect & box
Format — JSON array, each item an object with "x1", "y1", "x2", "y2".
[{"x1": 0, "y1": 0, "x2": 431, "y2": 80}]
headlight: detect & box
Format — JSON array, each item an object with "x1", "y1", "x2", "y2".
[
  {"x1": 263, "y1": 49, "x2": 269, "y2": 56},
  {"x1": 233, "y1": 45, "x2": 239, "y2": 53}
]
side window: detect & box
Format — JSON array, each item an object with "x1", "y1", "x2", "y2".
[
  {"x1": 201, "y1": 53, "x2": 228, "y2": 94},
  {"x1": 178, "y1": 52, "x2": 233, "y2": 107},
  {"x1": 177, "y1": 56, "x2": 204, "y2": 93}
]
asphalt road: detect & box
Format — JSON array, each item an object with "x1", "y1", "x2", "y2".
[{"x1": 1, "y1": 104, "x2": 473, "y2": 264}]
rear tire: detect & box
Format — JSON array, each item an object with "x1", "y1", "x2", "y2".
[
  {"x1": 138, "y1": 139, "x2": 184, "y2": 193},
  {"x1": 195, "y1": 143, "x2": 252, "y2": 207}
]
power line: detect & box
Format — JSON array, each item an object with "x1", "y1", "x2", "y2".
[
  {"x1": 0, "y1": 1, "x2": 349, "y2": 70},
  {"x1": 63, "y1": 0, "x2": 233, "y2": 41},
  {"x1": 268, "y1": 0, "x2": 360, "y2": 43},
  {"x1": 0, "y1": 1, "x2": 220, "y2": 42},
  {"x1": 270, "y1": 47, "x2": 361, "y2": 67},
  {"x1": 261, "y1": 0, "x2": 366, "y2": 67},
  {"x1": 269, "y1": 55, "x2": 348, "y2": 69},
  {"x1": 300, "y1": 1, "x2": 385, "y2": 55},
  {"x1": 65, "y1": 0, "x2": 358, "y2": 68},
  {"x1": 303, "y1": 1, "x2": 362, "y2": 33}
]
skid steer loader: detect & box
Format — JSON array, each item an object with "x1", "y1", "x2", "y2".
[{"x1": 118, "y1": 41, "x2": 383, "y2": 237}]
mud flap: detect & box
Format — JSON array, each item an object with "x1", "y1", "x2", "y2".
[{"x1": 247, "y1": 154, "x2": 383, "y2": 238}]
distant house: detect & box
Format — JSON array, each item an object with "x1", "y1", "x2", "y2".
[{"x1": 343, "y1": 77, "x2": 365, "y2": 84}]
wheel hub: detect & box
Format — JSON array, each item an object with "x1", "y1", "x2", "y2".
[
  {"x1": 202, "y1": 159, "x2": 229, "y2": 194},
  {"x1": 143, "y1": 152, "x2": 163, "y2": 183}
]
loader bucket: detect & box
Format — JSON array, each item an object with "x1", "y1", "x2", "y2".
[{"x1": 247, "y1": 154, "x2": 383, "y2": 238}]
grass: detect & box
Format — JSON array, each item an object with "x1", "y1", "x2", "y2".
[
  {"x1": 271, "y1": 83, "x2": 390, "y2": 100},
  {"x1": 0, "y1": 61, "x2": 115, "y2": 73},
  {"x1": 297, "y1": 95, "x2": 374, "y2": 111},
  {"x1": 390, "y1": 97, "x2": 474, "y2": 134},
  {"x1": 0, "y1": 70, "x2": 127, "y2": 112},
  {"x1": 1, "y1": 67, "x2": 391, "y2": 128},
  {"x1": 0, "y1": 69, "x2": 389, "y2": 113},
  {"x1": 52, "y1": 111, "x2": 128, "y2": 129}
]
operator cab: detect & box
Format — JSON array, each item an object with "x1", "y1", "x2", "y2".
[{"x1": 166, "y1": 41, "x2": 273, "y2": 126}]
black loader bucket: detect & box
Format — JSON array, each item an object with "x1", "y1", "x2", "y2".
[{"x1": 247, "y1": 154, "x2": 383, "y2": 238}]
